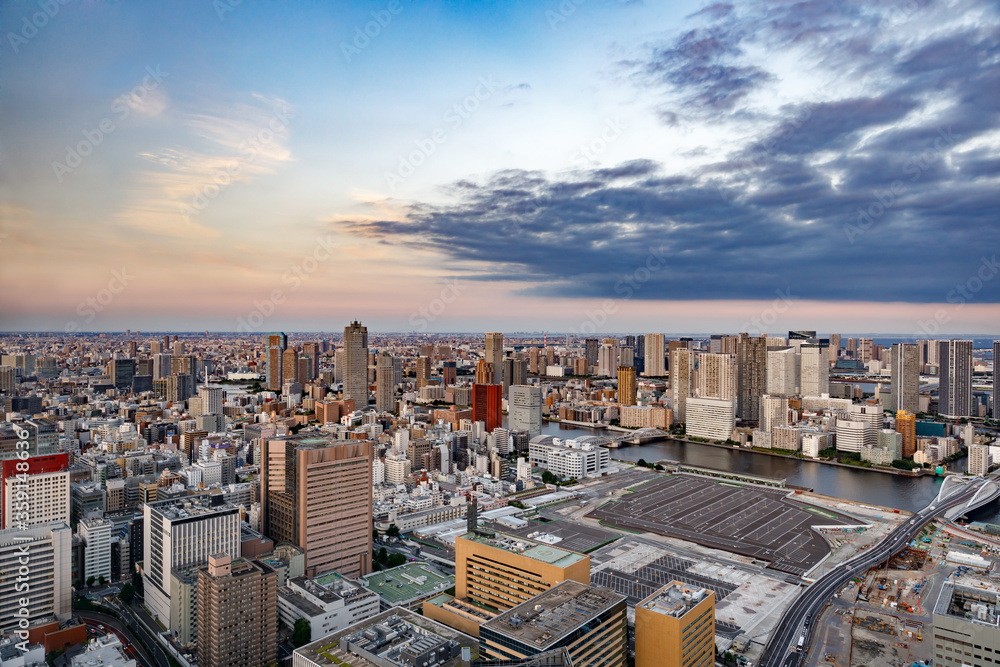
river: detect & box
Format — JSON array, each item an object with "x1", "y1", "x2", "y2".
[{"x1": 530, "y1": 420, "x2": 1000, "y2": 522}]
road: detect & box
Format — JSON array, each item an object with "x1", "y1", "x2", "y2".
[
  {"x1": 758, "y1": 477, "x2": 986, "y2": 667},
  {"x1": 75, "y1": 611, "x2": 155, "y2": 667}
]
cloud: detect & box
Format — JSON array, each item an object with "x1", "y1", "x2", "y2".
[{"x1": 115, "y1": 94, "x2": 295, "y2": 238}]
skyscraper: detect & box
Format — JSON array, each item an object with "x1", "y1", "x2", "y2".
[
  {"x1": 473, "y1": 383, "x2": 502, "y2": 433},
  {"x1": 890, "y1": 343, "x2": 920, "y2": 414},
  {"x1": 766, "y1": 346, "x2": 797, "y2": 395},
  {"x1": 486, "y1": 332, "x2": 504, "y2": 386},
  {"x1": 261, "y1": 435, "x2": 373, "y2": 577},
  {"x1": 282, "y1": 346, "x2": 300, "y2": 385},
  {"x1": 474, "y1": 358, "x2": 494, "y2": 384},
  {"x1": 376, "y1": 352, "x2": 395, "y2": 413},
  {"x1": 635, "y1": 582, "x2": 716, "y2": 667},
  {"x1": 584, "y1": 338, "x2": 599, "y2": 367},
  {"x1": 799, "y1": 344, "x2": 829, "y2": 396},
  {"x1": 644, "y1": 333, "x2": 665, "y2": 377},
  {"x1": 618, "y1": 365, "x2": 637, "y2": 406},
  {"x1": 695, "y1": 353, "x2": 736, "y2": 401},
  {"x1": 671, "y1": 348, "x2": 693, "y2": 422},
  {"x1": 736, "y1": 333, "x2": 767, "y2": 422},
  {"x1": 896, "y1": 410, "x2": 917, "y2": 458},
  {"x1": 197, "y1": 554, "x2": 277, "y2": 667},
  {"x1": 938, "y1": 339, "x2": 973, "y2": 417},
  {"x1": 829, "y1": 333, "x2": 841, "y2": 362},
  {"x1": 342, "y1": 321, "x2": 369, "y2": 406},
  {"x1": 509, "y1": 385, "x2": 543, "y2": 437},
  {"x1": 994, "y1": 341, "x2": 1000, "y2": 419},
  {"x1": 266, "y1": 332, "x2": 287, "y2": 391},
  {"x1": 415, "y1": 355, "x2": 432, "y2": 389}
]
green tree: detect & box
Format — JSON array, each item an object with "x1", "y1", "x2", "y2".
[
  {"x1": 98, "y1": 576, "x2": 105, "y2": 586},
  {"x1": 636, "y1": 458, "x2": 648, "y2": 468},
  {"x1": 87, "y1": 576, "x2": 96, "y2": 588},
  {"x1": 119, "y1": 582, "x2": 135, "y2": 606},
  {"x1": 386, "y1": 553, "x2": 406, "y2": 568},
  {"x1": 376, "y1": 547, "x2": 389, "y2": 564},
  {"x1": 292, "y1": 619, "x2": 312, "y2": 648},
  {"x1": 541, "y1": 470, "x2": 558, "y2": 485},
  {"x1": 386, "y1": 525, "x2": 401, "y2": 539}
]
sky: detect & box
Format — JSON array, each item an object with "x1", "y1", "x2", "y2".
[{"x1": 1, "y1": 0, "x2": 999, "y2": 335}]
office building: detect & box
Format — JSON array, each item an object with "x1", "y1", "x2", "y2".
[
  {"x1": 261, "y1": 434, "x2": 373, "y2": 577},
  {"x1": 109, "y1": 358, "x2": 136, "y2": 390},
  {"x1": 143, "y1": 495, "x2": 242, "y2": 629},
  {"x1": 635, "y1": 582, "x2": 715, "y2": 667},
  {"x1": 766, "y1": 346, "x2": 797, "y2": 395},
  {"x1": 503, "y1": 358, "x2": 528, "y2": 397},
  {"x1": 455, "y1": 531, "x2": 590, "y2": 613},
  {"x1": 343, "y1": 321, "x2": 369, "y2": 406},
  {"x1": 0, "y1": 522, "x2": 72, "y2": 630},
  {"x1": 416, "y1": 355, "x2": 432, "y2": 390},
  {"x1": 472, "y1": 383, "x2": 502, "y2": 433},
  {"x1": 486, "y1": 332, "x2": 504, "y2": 387},
  {"x1": 685, "y1": 398, "x2": 736, "y2": 441},
  {"x1": 859, "y1": 338, "x2": 874, "y2": 364},
  {"x1": 939, "y1": 340, "x2": 973, "y2": 417},
  {"x1": 829, "y1": 333, "x2": 841, "y2": 362},
  {"x1": 617, "y1": 365, "x2": 637, "y2": 406},
  {"x1": 598, "y1": 341, "x2": 619, "y2": 378},
  {"x1": 994, "y1": 341, "x2": 1000, "y2": 418},
  {"x1": 79, "y1": 517, "x2": 112, "y2": 582},
  {"x1": 266, "y1": 333, "x2": 287, "y2": 391},
  {"x1": 197, "y1": 554, "x2": 278, "y2": 667},
  {"x1": 932, "y1": 583, "x2": 1000, "y2": 667},
  {"x1": 480, "y1": 580, "x2": 627, "y2": 667},
  {"x1": 890, "y1": 343, "x2": 920, "y2": 414},
  {"x1": 671, "y1": 348, "x2": 694, "y2": 423},
  {"x1": 584, "y1": 338, "x2": 599, "y2": 368},
  {"x1": 736, "y1": 334, "x2": 767, "y2": 422},
  {"x1": 1, "y1": 452, "x2": 70, "y2": 529},
  {"x1": 509, "y1": 385, "x2": 542, "y2": 437},
  {"x1": 799, "y1": 344, "x2": 829, "y2": 396},
  {"x1": 152, "y1": 353, "x2": 172, "y2": 380},
  {"x1": 376, "y1": 352, "x2": 396, "y2": 413},
  {"x1": 644, "y1": 334, "x2": 666, "y2": 377},
  {"x1": 0, "y1": 365, "x2": 14, "y2": 395},
  {"x1": 528, "y1": 435, "x2": 611, "y2": 478}
]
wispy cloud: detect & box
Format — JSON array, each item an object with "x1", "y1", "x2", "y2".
[{"x1": 116, "y1": 94, "x2": 295, "y2": 238}]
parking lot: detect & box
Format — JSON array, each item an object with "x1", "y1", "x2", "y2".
[{"x1": 588, "y1": 475, "x2": 854, "y2": 575}]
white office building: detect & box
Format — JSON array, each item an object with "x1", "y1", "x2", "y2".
[
  {"x1": 528, "y1": 436, "x2": 611, "y2": 479},
  {"x1": 759, "y1": 395, "x2": 790, "y2": 433},
  {"x1": 0, "y1": 522, "x2": 72, "y2": 629},
  {"x1": 79, "y1": 518, "x2": 112, "y2": 582},
  {"x1": 2, "y1": 469, "x2": 70, "y2": 530},
  {"x1": 799, "y1": 345, "x2": 829, "y2": 397},
  {"x1": 644, "y1": 334, "x2": 666, "y2": 377},
  {"x1": 836, "y1": 420, "x2": 867, "y2": 453},
  {"x1": 685, "y1": 398, "x2": 736, "y2": 441},
  {"x1": 143, "y1": 495, "x2": 241, "y2": 630},
  {"x1": 509, "y1": 386, "x2": 542, "y2": 437},
  {"x1": 969, "y1": 444, "x2": 991, "y2": 477},
  {"x1": 766, "y1": 347, "x2": 798, "y2": 396}
]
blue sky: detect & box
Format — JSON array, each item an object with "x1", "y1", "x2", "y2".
[{"x1": 1, "y1": 0, "x2": 999, "y2": 334}]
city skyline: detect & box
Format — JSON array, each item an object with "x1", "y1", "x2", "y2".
[{"x1": 2, "y1": 0, "x2": 1000, "y2": 333}]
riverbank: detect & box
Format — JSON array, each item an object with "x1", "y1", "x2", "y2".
[{"x1": 614, "y1": 434, "x2": 939, "y2": 478}]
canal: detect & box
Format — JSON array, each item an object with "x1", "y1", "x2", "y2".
[{"x1": 531, "y1": 420, "x2": 1000, "y2": 522}]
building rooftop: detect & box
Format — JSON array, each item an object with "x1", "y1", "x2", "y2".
[
  {"x1": 461, "y1": 531, "x2": 587, "y2": 568},
  {"x1": 934, "y1": 582, "x2": 1000, "y2": 627},
  {"x1": 358, "y1": 562, "x2": 454, "y2": 606},
  {"x1": 483, "y1": 580, "x2": 624, "y2": 650},
  {"x1": 147, "y1": 493, "x2": 237, "y2": 520},
  {"x1": 638, "y1": 582, "x2": 712, "y2": 618},
  {"x1": 294, "y1": 607, "x2": 477, "y2": 667}
]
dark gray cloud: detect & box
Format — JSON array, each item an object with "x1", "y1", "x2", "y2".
[{"x1": 343, "y1": 0, "x2": 1000, "y2": 304}]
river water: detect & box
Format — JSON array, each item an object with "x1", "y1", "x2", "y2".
[{"x1": 532, "y1": 421, "x2": 1000, "y2": 521}]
